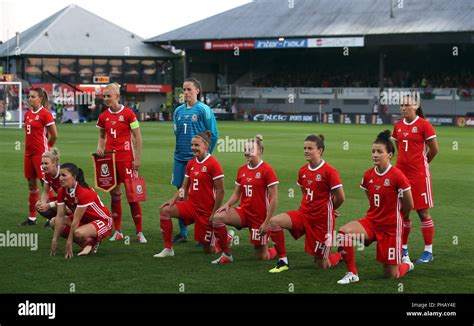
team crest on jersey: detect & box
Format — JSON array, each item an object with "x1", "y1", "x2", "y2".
[
  {"x1": 384, "y1": 179, "x2": 390, "y2": 187},
  {"x1": 411, "y1": 126, "x2": 418, "y2": 133},
  {"x1": 136, "y1": 185, "x2": 143, "y2": 194},
  {"x1": 119, "y1": 115, "x2": 124, "y2": 122},
  {"x1": 316, "y1": 174, "x2": 321, "y2": 181},
  {"x1": 192, "y1": 114, "x2": 198, "y2": 122},
  {"x1": 256, "y1": 172, "x2": 261, "y2": 179},
  {"x1": 202, "y1": 166, "x2": 207, "y2": 173}
]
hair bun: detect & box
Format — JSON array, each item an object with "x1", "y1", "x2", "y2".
[
  {"x1": 376, "y1": 130, "x2": 391, "y2": 141},
  {"x1": 255, "y1": 134, "x2": 263, "y2": 141}
]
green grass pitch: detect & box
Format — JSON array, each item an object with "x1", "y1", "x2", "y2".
[{"x1": 0, "y1": 121, "x2": 473, "y2": 294}]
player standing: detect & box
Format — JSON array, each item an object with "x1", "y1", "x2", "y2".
[
  {"x1": 336, "y1": 131, "x2": 414, "y2": 284},
  {"x1": 96, "y1": 83, "x2": 146, "y2": 243},
  {"x1": 392, "y1": 96, "x2": 438, "y2": 263},
  {"x1": 211, "y1": 135, "x2": 287, "y2": 264},
  {"x1": 153, "y1": 131, "x2": 227, "y2": 257},
  {"x1": 50, "y1": 163, "x2": 113, "y2": 258},
  {"x1": 171, "y1": 78, "x2": 218, "y2": 244},
  {"x1": 20, "y1": 88, "x2": 58, "y2": 226},
  {"x1": 268, "y1": 135, "x2": 345, "y2": 272}
]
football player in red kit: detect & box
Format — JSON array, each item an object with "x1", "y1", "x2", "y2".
[
  {"x1": 154, "y1": 131, "x2": 227, "y2": 258},
  {"x1": 20, "y1": 88, "x2": 58, "y2": 226},
  {"x1": 336, "y1": 131, "x2": 414, "y2": 284},
  {"x1": 268, "y1": 134, "x2": 345, "y2": 273},
  {"x1": 211, "y1": 135, "x2": 287, "y2": 264},
  {"x1": 392, "y1": 95, "x2": 438, "y2": 263},
  {"x1": 96, "y1": 83, "x2": 146, "y2": 243},
  {"x1": 50, "y1": 163, "x2": 113, "y2": 258},
  {"x1": 35, "y1": 148, "x2": 72, "y2": 224}
]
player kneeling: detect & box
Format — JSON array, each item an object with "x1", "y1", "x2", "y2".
[
  {"x1": 154, "y1": 131, "x2": 229, "y2": 258},
  {"x1": 50, "y1": 163, "x2": 113, "y2": 258},
  {"x1": 336, "y1": 131, "x2": 414, "y2": 284},
  {"x1": 211, "y1": 135, "x2": 287, "y2": 264},
  {"x1": 268, "y1": 134, "x2": 345, "y2": 272},
  {"x1": 35, "y1": 148, "x2": 73, "y2": 226}
]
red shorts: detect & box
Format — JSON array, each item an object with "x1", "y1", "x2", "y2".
[
  {"x1": 235, "y1": 207, "x2": 268, "y2": 246},
  {"x1": 358, "y1": 218, "x2": 402, "y2": 265},
  {"x1": 90, "y1": 218, "x2": 113, "y2": 241},
  {"x1": 176, "y1": 200, "x2": 214, "y2": 245},
  {"x1": 116, "y1": 161, "x2": 135, "y2": 201},
  {"x1": 24, "y1": 154, "x2": 43, "y2": 179},
  {"x1": 408, "y1": 176, "x2": 434, "y2": 211},
  {"x1": 287, "y1": 209, "x2": 335, "y2": 259}
]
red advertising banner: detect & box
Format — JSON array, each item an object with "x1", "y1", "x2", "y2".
[
  {"x1": 456, "y1": 116, "x2": 474, "y2": 127},
  {"x1": 204, "y1": 40, "x2": 255, "y2": 50},
  {"x1": 126, "y1": 84, "x2": 172, "y2": 93},
  {"x1": 92, "y1": 152, "x2": 117, "y2": 192}
]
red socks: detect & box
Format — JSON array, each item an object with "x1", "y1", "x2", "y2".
[
  {"x1": 337, "y1": 232, "x2": 358, "y2": 275},
  {"x1": 397, "y1": 263, "x2": 410, "y2": 279},
  {"x1": 421, "y1": 218, "x2": 434, "y2": 247},
  {"x1": 111, "y1": 194, "x2": 122, "y2": 231},
  {"x1": 328, "y1": 252, "x2": 342, "y2": 268},
  {"x1": 160, "y1": 212, "x2": 173, "y2": 249},
  {"x1": 213, "y1": 224, "x2": 230, "y2": 255},
  {"x1": 269, "y1": 228, "x2": 287, "y2": 259},
  {"x1": 129, "y1": 202, "x2": 143, "y2": 233},
  {"x1": 402, "y1": 219, "x2": 412, "y2": 247},
  {"x1": 28, "y1": 189, "x2": 39, "y2": 219}
]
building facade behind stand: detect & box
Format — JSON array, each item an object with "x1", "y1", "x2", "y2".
[
  {"x1": 146, "y1": 0, "x2": 474, "y2": 127},
  {"x1": 0, "y1": 4, "x2": 177, "y2": 123}
]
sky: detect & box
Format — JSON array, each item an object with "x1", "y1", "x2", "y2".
[{"x1": 0, "y1": 0, "x2": 252, "y2": 42}]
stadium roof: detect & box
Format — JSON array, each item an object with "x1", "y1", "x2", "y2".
[
  {"x1": 146, "y1": 0, "x2": 474, "y2": 43},
  {"x1": 0, "y1": 4, "x2": 175, "y2": 58}
]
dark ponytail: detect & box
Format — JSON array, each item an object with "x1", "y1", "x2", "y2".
[
  {"x1": 416, "y1": 107, "x2": 425, "y2": 118},
  {"x1": 61, "y1": 163, "x2": 89, "y2": 188},
  {"x1": 374, "y1": 130, "x2": 395, "y2": 154}
]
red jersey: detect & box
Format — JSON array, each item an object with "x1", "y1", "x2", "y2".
[
  {"x1": 24, "y1": 107, "x2": 55, "y2": 156},
  {"x1": 360, "y1": 165, "x2": 411, "y2": 230},
  {"x1": 235, "y1": 161, "x2": 279, "y2": 224},
  {"x1": 392, "y1": 116, "x2": 436, "y2": 178},
  {"x1": 42, "y1": 167, "x2": 61, "y2": 194},
  {"x1": 96, "y1": 106, "x2": 139, "y2": 162},
  {"x1": 296, "y1": 160, "x2": 342, "y2": 220},
  {"x1": 57, "y1": 182, "x2": 112, "y2": 223},
  {"x1": 185, "y1": 154, "x2": 224, "y2": 217}
]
